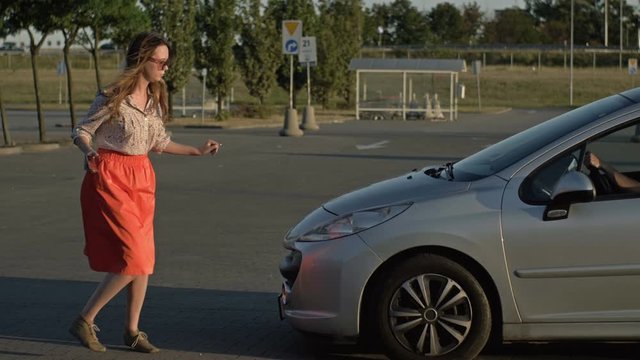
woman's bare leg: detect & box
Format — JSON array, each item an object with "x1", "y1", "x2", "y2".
[
  {"x1": 81, "y1": 273, "x2": 134, "y2": 324},
  {"x1": 125, "y1": 275, "x2": 149, "y2": 333}
]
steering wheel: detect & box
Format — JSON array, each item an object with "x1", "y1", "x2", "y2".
[{"x1": 586, "y1": 164, "x2": 617, "y2": 196}]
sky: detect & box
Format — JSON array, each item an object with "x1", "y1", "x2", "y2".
[{"x1": 363, "y1": 0, "x2": 524, "y2": 13}]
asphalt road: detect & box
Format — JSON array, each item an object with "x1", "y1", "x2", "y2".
[{"x1": 1, "y1": 109, "x2": 639, "y2": 359}]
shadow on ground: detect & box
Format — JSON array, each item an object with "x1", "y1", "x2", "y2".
[
  {"x1": 0, "y1": 276, "x2": 385, "y2": 359},
  {"x1": 1, "y1": 277, "x2": 639, "y2": 359}
]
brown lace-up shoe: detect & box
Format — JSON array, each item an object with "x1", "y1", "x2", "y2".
[
  {"x1": 123, "y1": 330, "x2": 160, "y2": 353},
  {"x1": 68, "y1": 315, "x2": 106, "y2": 352}
]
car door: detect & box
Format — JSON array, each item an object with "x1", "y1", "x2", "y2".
[{"x1": 501, "y1": 122, "x2": 640, "y2": 323}]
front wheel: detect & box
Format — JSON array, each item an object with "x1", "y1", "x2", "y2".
[{"x1": 372, "y1": 254, "x2": 492, "y2": 360}]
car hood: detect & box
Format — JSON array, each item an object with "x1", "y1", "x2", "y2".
[{"x1": 323, "y1": 168, "x2": 471, "y2": 215}]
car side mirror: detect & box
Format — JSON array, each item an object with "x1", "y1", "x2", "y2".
[{"x1": 543, "y1": 171, "x2": 595, "y2": 221}]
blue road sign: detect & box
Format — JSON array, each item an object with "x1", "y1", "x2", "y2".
[{"x1": 285, "y1": 40, "x2": 298, "y2": 54}]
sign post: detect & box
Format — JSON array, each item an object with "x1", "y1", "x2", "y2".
[
  {"x1": 472, "y1": 60, "x2": 481, "y2": 112},
  {"x1": 57, "y1": 60, "x2": 67, "y2": 105},
  {"x1": 201, "y1": 68, "x2": 207, "y2": 124},
  {"x1": 299, "y1": 36, "x2": 318, "y2": 130},
  {"x1": 282, "y1": 20, "x2": 302, "y2": 108},
  {"x1": 280, "y1": 20, "x2": 303, "y2": 137}
]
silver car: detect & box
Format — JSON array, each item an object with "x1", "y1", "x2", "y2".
[{"x1": 279, "y1": 88, "x2": 640, "y2": 359}]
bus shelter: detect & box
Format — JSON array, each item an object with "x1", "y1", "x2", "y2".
[{"x1": 349, "y1": 58, "x2": 466, "y2": 121}]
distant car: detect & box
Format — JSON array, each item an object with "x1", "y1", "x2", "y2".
[
  {"x1": 279, "y1": 88, "x2": 640, "y2": 359},
  {"x1": 0, "y1": 42, "x2": 25, "y2": 53},
  {"x1": 99, "y1": 43, "x2": 116, "y2": 51}
]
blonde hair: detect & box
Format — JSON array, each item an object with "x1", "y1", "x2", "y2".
[{"x1": 103, "y1": 32, "x2": 172, "y2": 122}]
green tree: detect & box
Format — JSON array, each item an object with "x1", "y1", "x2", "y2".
[
  {"x1": 483, "y1": 8, "x2": 542, "y2": 44},
  {"x1": 109, "y1": 5, "x2": 150, "y2": 49},
  {"x1": 0, "y1": 4, "x2": 11, "y2": 146},
  {"x1": 3, "y1": 0, "x2": 58, "y2": 142},
  {"x1": 54, "y1": 0, "x2": 91, "y2": 129},
  {"x1": 388, "y1": 0, "x2": 430, "y2": 45},
  {"x1": 313, "y1": 0, "x2": 362, "y2": 107},
  {"x1": 313, "y1": 0, "x2": 342, "y2": 108},
  {"x1": 235, "y1": 0, "x2": 279, "y2": 108},
  {"x1": 142, "y1": 0, "x2": 196, "y2": 119},
  {"x1": 267, "y1": 0, "x2": 318, "y2": 108},
  {"x1": 362, "y1": 0, "x2": 430, "y2": 46},
  {"x1": 332, "y1": 0, "x2": 363, "y2": 104},
  {"x1": 428, "y1": 2, "x2": 463, "y2": 44},
  {"x1": 362, "y1": 3, "x2": 391, "y2": 46},
  {"x1": 78, "y1": 0, "x2": 149, "y2": 91},
  {"x1": 194, "y1": 0, "x2": 236, "y2": 119},
  {"x1": 461, "y1": 2, "x2": 484, "y2": 45},
  {"x1": 526, "y1": 0, "x2": 600, "y2": 45}
]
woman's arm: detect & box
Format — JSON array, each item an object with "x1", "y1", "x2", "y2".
[{"x1": 161, "y1": 140, "x2": 221, "y2": 156}]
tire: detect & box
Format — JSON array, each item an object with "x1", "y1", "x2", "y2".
[{"x1": 371, "y1": 254, "x2": 492, "y2": 360}]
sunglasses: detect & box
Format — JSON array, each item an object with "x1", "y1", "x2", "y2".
[{"x1": 148, "y1": 57, "x2": 169, "y2": 69}]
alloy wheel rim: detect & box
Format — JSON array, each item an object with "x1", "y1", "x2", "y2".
[{"x1": 388, "y1": 273, "x2": 472, "y2": 356}]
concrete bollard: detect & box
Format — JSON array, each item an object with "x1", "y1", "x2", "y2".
[
  {"x1": 300, "y1": 106, "x2": 319, "y2": 131},
  {"x1": 279, "y1": 108, "x2": 304, "y2": 137},
  {"x1": 433, "y1": 93, "x2": 445, "y2": 120}
]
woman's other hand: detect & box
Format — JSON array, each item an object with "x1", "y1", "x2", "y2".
[
  {"x1": 86, "y1": 150, "x2": 100, "y2": 173},
  {"x1": 198, "y1": 140, "x2": 222, "y2": 156}
]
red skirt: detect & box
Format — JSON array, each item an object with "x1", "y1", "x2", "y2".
[{"x1": 80, "y1": 149, "x2": 156, "y2": 275}]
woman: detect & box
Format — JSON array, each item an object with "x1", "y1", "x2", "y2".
[{"x1": 69, "y1": 32, "x2": 221, "y2": 353}]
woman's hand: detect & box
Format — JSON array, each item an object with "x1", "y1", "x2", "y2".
[
  {"x1": 198, "y1": 140, "x2": 222, "y2": 156},
  {"x1": 86, "y1": 149, "x2": 100, "y2": 173}
]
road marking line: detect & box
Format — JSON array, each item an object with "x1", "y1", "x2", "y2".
[{"x1": 356, "y1": 140, "x2": 389, "y2": 150}]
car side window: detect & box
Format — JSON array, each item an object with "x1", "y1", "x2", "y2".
[
  {"x1": 585, "y1": 121, "x2": 640, "y2": 198},
  {"x1": 520, "y1": 149, "x2": 582, "y2": 204}
]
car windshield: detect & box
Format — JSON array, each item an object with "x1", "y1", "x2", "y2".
[{"x1": 451, "y1": 94, "x2": 634, "y2": 181}]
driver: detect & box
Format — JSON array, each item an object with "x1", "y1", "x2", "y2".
[{"x1": 585, "y1": 152, "x2": 640, "y2": 192}]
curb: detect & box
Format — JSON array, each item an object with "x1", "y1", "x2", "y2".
[
  {"x1": 21, "y1": 143, "x2": 61, "y2": 153},
  {"x1": 0, "y1": 140, "x2": 72, "y2": 156},
  {"x1": 0, "y1": 146, "x2": 23, "y2": 156}
]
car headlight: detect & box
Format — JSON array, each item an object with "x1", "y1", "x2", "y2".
[{"x1": 297, "y1": 203, "x2": 412, "y2": 242}]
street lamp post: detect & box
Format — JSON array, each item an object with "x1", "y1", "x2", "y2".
[
  {"x1": 605, "y1": 0, "x2": 608, "y2": 47},
  {"x1": 377, "y1": 26, "x2": 384, "y2": 59},
  {"x1": 570, "y1": 0, "x2": 574, "y2": 106},
  {"x1": 620, "y1": 0, "x2": 624, "y2": 68}
]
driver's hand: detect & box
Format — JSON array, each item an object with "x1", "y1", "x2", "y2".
[{"x1": 585, "y1": 152, "x2": 601, "y2": 169}]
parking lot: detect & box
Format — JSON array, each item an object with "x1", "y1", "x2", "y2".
[{"x1": 1, "y1": 109, "x2": 639, "y2": 359}]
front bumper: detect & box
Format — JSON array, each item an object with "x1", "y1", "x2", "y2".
[{"x1": 278, "y1": 234, "x2": 382, "y2": 337}]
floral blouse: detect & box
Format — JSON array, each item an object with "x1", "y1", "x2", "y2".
[{"x1": 71, "y1": 93, "x2": 171, "y2": 155}]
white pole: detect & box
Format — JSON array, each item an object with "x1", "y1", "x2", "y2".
[
  {"x1": 408, "y1": 78, "x2": 413, "y2": 102},
  {"x1": 182, "y1": 87, "x2": 186, "y2": 117},
  {"x1": 619, "y1": 0, "x2": 623, "y2": 69},
  {"x1": 306, "y1": 62, "x2": 311, "y2": 107},
  {"x1": 65, "y1": 72, "x2": 68, "y2": 105},
  {"x1": 449, "y1": 73, "x2": 454, "y2": 121},
  {"x1": 58, "y1": 76, "x2": 62, "y2": 105},
  {"x1": 402, "y1": 72, "x2": 406, "y2": 120},
  {"x1": 570, "y1": 0, "x2": 574, "y2": 106},
  {"x1": 356, "y1": 70, "x2": 360, "y2": 120},
  {"x1": 476, "y1": 70, "x2": 481, "y2": 112},
  {"x1": 605, "y1": 0, "x2": 609, "y2": 47},
  {"x1": 201, "y1": 69, "x2": 207, "y2": 124},
  {"x1": 363, "y1": 82, "x2": 367, "y2": 101},
  {"x1": 289, "y1": 55, "x2": 294, "y2": 109}
]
